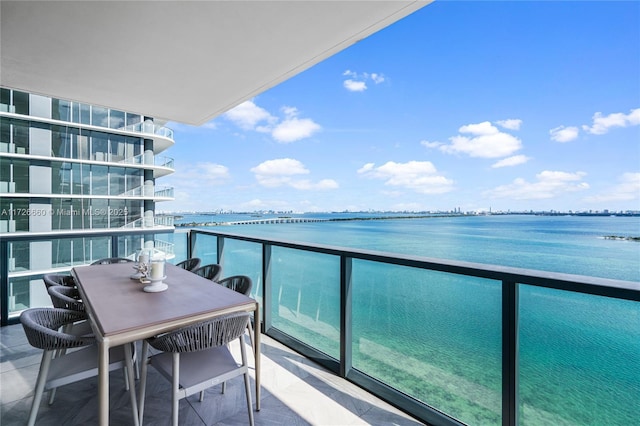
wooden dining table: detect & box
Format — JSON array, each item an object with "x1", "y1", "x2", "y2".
[{"x1": 72, "y1": 262, "x2": 261, "y2": 426}]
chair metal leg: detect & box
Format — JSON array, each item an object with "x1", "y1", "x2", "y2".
[
  {"x1": 124, "y1": 367, "x2": 130, "y2": 391},
  {"x1": 172, "y1": 352, "x2": 180, "y2": 426},
  {"x1": 240, "y1": 337, "x2": 254, "y2": 426},
  {"x1": 124, "y1": 343, "x2": 139, "y2": 426},
  {"x1": 47, "y1": 387, "x2": 57, "y2": 405},
  {"x1": 137, "y1": 341, "x2": 150, "y2": 425},
  {"x1": 28, "y1": 350, "x2": 53, "y2": 426}
]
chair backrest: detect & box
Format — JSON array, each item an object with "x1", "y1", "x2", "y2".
[
  {"x1": 20, "y1": 308, "x2": 94, "y2": 350},
  {"x1": 175, "y1": 257, "x2": 201, "y2": 272},
  {"x1": 43, "y1": 274, "x2": 76, "y2": 289},
  {"x1": 217, "y1": 275, "x2": 252, "y2": 296},
  {"x1": 91, "y1": 257, "x2": 133, "y2": 265},
  {"x1": 147, "y1": 312, "x2": 250, "y2": 353},
  {"x1": 48, "y1": 285, "x2": 85, "y2": 312},
  {"x1": 193, "y1": 264, "x2": 222, "y2": 281}
]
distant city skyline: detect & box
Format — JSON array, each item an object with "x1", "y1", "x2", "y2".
[{"x1": 159, "y1": 1, "x2": 640, "y2": 214}]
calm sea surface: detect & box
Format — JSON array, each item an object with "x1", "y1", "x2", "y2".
[{"x1": 172, "y1": 213, "x2": 639, "y2": 425}]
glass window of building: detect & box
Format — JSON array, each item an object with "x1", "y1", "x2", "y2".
[
  {"x1": 51, "y1": 162, "x2": 72, "y2": 195},
  {"x1": 109, "y1": 110, "x2": 125, "y2": 129},
  {"x1": 13, "y1": 91, "x2": 29, "y2": 115},
  {"x1": 91, "y1": 131, "x2": 109, "y2": 161},
  {"x1": 91, "y1": 165, "x2": 108, "y2": 195},
  {"x1": 52, "y1": 99, "x2": 71, "y2": 122},
  {"x1": 90, "y1": 198, "x2": 109, "y2": 229},
  {"x1": 13, "y1": 159, "x2": 28, "y2": 192},
  {"x1": 126, "y1": 167, "x2": 142, "y2": 195},
  {"x1": 109, "y1": 166, "x2": 126, "y2": 197},
  {"x1": 13, "y1": 119, "x2": 29, "y2": 155},
  {"x1": 91, "y1": 106, "x2": 108, "y2": 127},
  {"x1": 109, "y1": 199, "x2": 126, "y2": 228},
  {"x1": 126, "y1": 113, "x2": 141, "y2": 127},
  {"x1": 74, "y1": 133, "x2": 90, "y2": 160}
]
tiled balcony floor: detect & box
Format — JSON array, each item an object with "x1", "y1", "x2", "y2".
[{"x1": 1, "y1": 323, "x2": 425, "y2": 425}]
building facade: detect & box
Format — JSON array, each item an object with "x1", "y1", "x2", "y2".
[{"x1": 0, "y1": 87, "x2": 175, "y2": 315}]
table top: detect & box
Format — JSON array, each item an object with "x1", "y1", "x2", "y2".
[{"x1": 72, "y1": 262, "x2": 256, "y2": 342}]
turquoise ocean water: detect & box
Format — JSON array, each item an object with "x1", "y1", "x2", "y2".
[{"x1": 173, "y1": 213, "x2": 639, "y2": 425}]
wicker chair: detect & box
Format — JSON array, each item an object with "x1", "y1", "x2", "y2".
[
  {"x1": 42, "y1": 274, "x2": 76, "y2": 289},
  {"x1": 46, "y1": 286, "x2": 139, "y2": 395},
  {"x1": 20, "y1": 308, "x2": 137, "y2": 426},
  {"x1": 192, "y1": 263, "x2": 222, "y2": 281},
  {"x1": 137, "y1": 313, "x2": 254, "y2": 426},
  {"x1": 216, "y1": 275, "x2": 254, "y2": 392},
  {"x1": 175, "y1": 257, "x2": 201, "y2": 272},
  {"x1": 217, "y1": 275, "x2": 254, "y2": 343},
  {"x1": 90, "y1": 257, "x2": 134, "y2": 265},
  {"x1": 47, "y1": 285, "x2": 84, "y2": 312}
]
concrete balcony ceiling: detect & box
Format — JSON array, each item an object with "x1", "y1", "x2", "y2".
[{"x1": 1, "y1": 1, "x2": 431, "y2": 126}]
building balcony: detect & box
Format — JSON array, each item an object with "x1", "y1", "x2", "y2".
[{"x1": 0, "y1": 228, "x2": 637, "y2": 425}]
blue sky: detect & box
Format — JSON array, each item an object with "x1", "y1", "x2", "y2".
[{"x1": 160, "y1": 1, "x2": 640, "y2": 214}]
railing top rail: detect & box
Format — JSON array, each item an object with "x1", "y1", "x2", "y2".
[
  {"x1": 1, "y1": 228, "x2": 174, "y2": 241},
  {"x1": 190, "y1": 229, "x2": 640, "y2": 301}
]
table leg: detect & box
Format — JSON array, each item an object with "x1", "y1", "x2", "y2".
[
  {"x1": 254, "y1": 304, "x2": 261, "y2": 411},
  {"x1": 124, "y1": 343, "x2": 140, "y2": 426},
  {"x1": 98, "y1": 340, "x2": 109, "y2": 426}
]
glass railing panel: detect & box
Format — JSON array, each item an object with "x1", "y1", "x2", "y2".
[
  {"x1": 218, "y1": 239, "x2": 262, "y2": 303},
  {"x1": 270, "y1": 247, "x2": 340, "y2": 359},
  {"x1": 8, "y1": 275, "x2": 49, "y2": 317},
  {"x1": 192, "y1": 233, "x2": 218, "y2": 267},
  {"x1": 166, "y1": 230, "x2": 188, "y2": 265},
  {"x1": 519, "y1": 285, "x2": 640, "y2": 426},
  {"x1": 154, "y1": 187, "x2": 174, "y2": 198},
  {"x1": 155, "y1": 156, "x2": 174, "y2": 169},
  {"x1": 351, "y1": 260, "x2": 502, "y2": 425}
]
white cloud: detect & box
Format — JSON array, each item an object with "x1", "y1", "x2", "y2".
[
  {"x1": 491, "y1": 155, "x2": 531, "y2": 168},
  {"x1": 169, "y1": 162, "x2": 230, "y2": 189},
  {"x1": 495, "y1": 119, "x2": 522, "y2": 130},
  {"x1": 358, "y1": 160, "x2": 454, "y2": 194},
  {"x1": 459, "y1": 121, "x2": 499, "y2": 135},
  {"x1": 549, "y1": 125, "x2": 579, "y2": 142},
  {"x1": 370, "y1": 73, "x2": 385, "y2": 84},
  {"x1": 342, "y1": 70, "x2": 385, "y2": 92},
  {"x1": 440, "y1": 121, "x2": 522, "y2": 158},
  {"x1": 272, "y1": 117, "x2": 321, "y2": 143},
  {"x1": 250, "y1": 158, "x2": 337, "y2": 190},
  {"x1": 420, "y1": 140, "x2": 443, "y2": 149},
  {"x1": 224, "y1": 100, "x2": 320, "y2": 143},
  {"x1": 582, "y1": 108, "x2": 640, "y2": 135},
  {"x1": 485, "y1": 170, "x2": 589, "y2": 200},
  {"x1": 290, "y1": 179, "x2": 339, "y2": 190},
  {"x1": 343, "y1": 79, "x2": 367, "y2": 92},
  {"x1": 584, "y1": 172, "x2": 640, "y2": 203},
  {"x1": 223, "y1": 100, "x2": 274, "y2": 130}
]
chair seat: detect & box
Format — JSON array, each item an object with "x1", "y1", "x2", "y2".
[
  {"x1": 46, "y1": 345, "x2": 128, "y2": 390},
  {"x1": 150, "y1": 346, "x2": 246, "y2": 396}
]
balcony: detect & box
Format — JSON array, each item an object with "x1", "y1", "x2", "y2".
[
  {"x1": 0, "y1": 323, "x2": 420, "y2": 425},
  {"x1": 0, "y1": 228, "x2": 638, "y2": 425}
]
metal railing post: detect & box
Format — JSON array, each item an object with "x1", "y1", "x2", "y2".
[
  {"x1": 0, "y1": 239, "x2": 8, "y2": 326},
  {"x1": 111, "y1": 235, "x2": 119, "y2": 258},
  {"x1": 262, "y1": 244, "x2": 272, "y2": 333},
  {"x1": 502, "y1": 280, "x2": 519, "y2": 426},
  {"x1": 340, "y1": 255, "x2": 353, "y2": 378}
]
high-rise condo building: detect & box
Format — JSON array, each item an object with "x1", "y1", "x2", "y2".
[{"x1": 0, "y1": 87, "x2": 175, "y2": 313}]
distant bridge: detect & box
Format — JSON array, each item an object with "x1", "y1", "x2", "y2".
[{"x1": 223, "y1": 217, "x2": 328, "y2": 225}]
